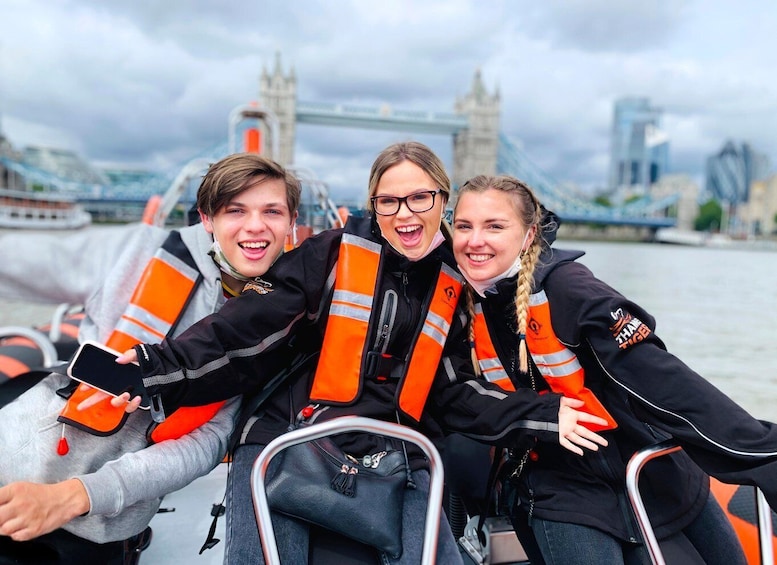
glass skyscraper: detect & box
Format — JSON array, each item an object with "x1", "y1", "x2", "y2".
[
  {"x1": 609, "y1": 97, "x2": 669, "y2": 190},
  {"x1": 705, "y1": 140, "x2": 769, "y2": 204}
]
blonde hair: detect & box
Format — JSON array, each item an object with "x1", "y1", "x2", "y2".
[
  {"x1": 454, "y1": 175, "x2": 548, "y2": 375},
  {"x1": 366, "y1": 141, "x2": 453, "y2": 240}
]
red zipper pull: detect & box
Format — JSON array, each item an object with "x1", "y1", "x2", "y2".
[{"x1": 57, "y1": 424, "x2": 69, "y2": 456}]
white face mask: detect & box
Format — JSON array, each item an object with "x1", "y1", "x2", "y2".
[
  {"x1": 460, "y1": 229, "x2": 531, "y2": 297},
  {"x1": 208, "y1": 236, "x2": 250, "y2": 282},
  {"x1": 385, "y1": 229, "x2": 446, "y2": 261}
]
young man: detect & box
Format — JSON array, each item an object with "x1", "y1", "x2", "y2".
[{"x1": 0, "y1": 153, "x2": 300, "y2": 563}]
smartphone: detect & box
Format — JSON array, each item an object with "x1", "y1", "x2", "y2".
[{"x1": 67, "y1": 341, "x2": 151, "y2": 410}]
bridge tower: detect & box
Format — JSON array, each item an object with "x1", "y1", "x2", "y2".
[
  {"x1": 453, "y1": 70, "x2": 500, "y2": 188},
  {"x1": 259, "y1": 53, "x2": 297, "y2": 166}
]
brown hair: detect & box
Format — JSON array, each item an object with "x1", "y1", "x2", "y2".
[
  {"x1": 196, "y1": 153, "x2": 301, "y2": 218},
  {"x1": 454, "y1": 175, "x2": 547, "y2": 375}
]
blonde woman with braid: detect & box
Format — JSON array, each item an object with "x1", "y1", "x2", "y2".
[{"x1": 452, "y1": 175, "x2": 777, "y2": 564}]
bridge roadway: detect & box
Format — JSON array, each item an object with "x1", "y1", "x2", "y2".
[{"x1": 296, "y1": 101, "x2": 468, "y2": 135}]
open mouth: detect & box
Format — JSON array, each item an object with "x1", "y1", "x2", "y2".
[
  {"x1": 467, "y1": 253, "x2": 493, "y2": 263},
  {"x1": 240, "y1": 241, "x2": 269, "y2": 250},
  {"x1": 396, "y1": 225, "x2": 422, "y2": 246}
]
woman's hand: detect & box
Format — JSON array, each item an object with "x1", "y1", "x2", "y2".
[
  {"x1": 115, "y1": 349, "x2": 138, "y2": 365},
  {"x1": 76, "y1": 349, "x2": 143, "y2": 414},
  {"x1": 558, "y1": 397, "x2": 609, "y2": 456},
  {"x1": 113, "y1": 349, "x2": 144, "y2": 413},
  {"x1": 111, "y1": 349, "x2": 141, "y2": 414},
  {"x1": 75, "y1": 387, "x2": 143, "y2": 414},
  {"x1": 110, "y1": 392, "x2": 143, "y2": 413}
]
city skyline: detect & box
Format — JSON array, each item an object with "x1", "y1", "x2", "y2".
[{"x1": 2, "y1": 1, "x2": 775, "y2": 203}]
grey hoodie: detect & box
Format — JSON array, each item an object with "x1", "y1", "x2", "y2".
[{"x1": 0, "y1": 222, "x2": 239, "y2": 543}]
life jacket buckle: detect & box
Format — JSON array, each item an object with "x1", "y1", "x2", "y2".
[{"x1": 364, "y1": 351, "x2": 402, "y2": 382}]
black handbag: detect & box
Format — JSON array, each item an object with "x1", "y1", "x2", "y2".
[{"x1": 265, "y1": 431, "x2": 407, "y2": 558}]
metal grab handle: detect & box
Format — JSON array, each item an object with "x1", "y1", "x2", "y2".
[
  {"x1": 626, "y1": 441, "x2": 775, "y2": 565},
  {"x1": 757, "y1": 489, "x2": 775, "y2": 565},
  {"x1": 250, "y1": 416, "x2": 444, "y2": 565},
  {"x1": 625, "y1": 440, "x2": 681, "y2": 565}
]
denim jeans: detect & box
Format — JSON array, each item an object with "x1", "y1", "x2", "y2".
[
  {"x1": 529, "y1": 490, "x2": 747, "y2": 565},
  {"x1": 225, "y1": 443, "x2": 463, "y2": 564}
]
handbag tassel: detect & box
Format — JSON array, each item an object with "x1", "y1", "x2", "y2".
[{"x1": 331, "y1": 464, "x2": 358, "y2": 497}]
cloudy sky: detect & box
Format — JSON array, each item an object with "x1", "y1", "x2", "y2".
[{"x1": 2, "y1": 0, "x2": 775, "y2": 203}]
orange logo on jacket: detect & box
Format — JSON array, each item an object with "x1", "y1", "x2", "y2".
[
  {"x1": 443, "y1": 285, "x2": 457, "y2": 307},
  {"x1": 609, "y1": 308, "x2": 651, "y2": 350},
  {"x1": 244, "y1": 279, "x2": 273, "y2": 295}
]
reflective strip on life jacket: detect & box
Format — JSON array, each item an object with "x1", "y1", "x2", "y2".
[
  {"x1": 310, "y1": 234, "x2": 463, "y2": 421},
  {"x1": 311, "y1": 233, "x2": 381, "y2": 404},
  {"x1": 472, "y1": 303, "x2": 516, "y2": 392},
  {"x1": 107, "y1": 248, "x2": 200, "y2": 352},
  {"x1": 472, "y1": 290, "x2": 617, "y2": 432},
  {"x1": 398, "y1": 262, "x2": 463, "y2": 420},
  {"x1": 59, "y1": 233, "x2": 225, "y2": 441},
  {"x1": 525, "y1": 289, "x2": 617, "y2": 431}
]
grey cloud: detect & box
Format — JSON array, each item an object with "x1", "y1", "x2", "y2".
[
  {"x1": 2, "y1": 0, "x2": 775, "y2": 205},
  {"x1": 516, "y1": 0, "x2": 690, "y2": 53}
]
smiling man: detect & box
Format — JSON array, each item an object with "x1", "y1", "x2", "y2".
[{"x1": 0, "y1": 153, "x2": 300, "y2": 563}]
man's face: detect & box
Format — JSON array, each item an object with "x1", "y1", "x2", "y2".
[{"x1": 201, "y1": 178, "x2": 295, "y2": 284}]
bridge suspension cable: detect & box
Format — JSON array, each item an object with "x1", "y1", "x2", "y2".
[{"x1": 497, "y1": 134, "x2": 677, "y2": 227}]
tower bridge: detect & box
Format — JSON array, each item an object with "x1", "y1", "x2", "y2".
[
  {"x1": 2, "y1": 55, "x2": 679, "y2": 229},
  {"x1": 258, "y1": 56, "x2": 676, "y2": 229}
]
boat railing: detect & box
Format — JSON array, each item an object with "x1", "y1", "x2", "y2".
[
  {"x1": 0, "y1": 326, "x2": 61, "y2": 368},
  {"x1": 250, "y1": 415, "x2": 444, "y2": 565},
  {"x1": 626, "y1": 440, "x2": 775, "y2": 565},
  {"x1": 44, "y1": 303, "x2": 80, "y2": 345}
]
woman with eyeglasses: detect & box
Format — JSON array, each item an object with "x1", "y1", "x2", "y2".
[{"x1": 117, "y1": 141, "x2": 608, "y2": 564}]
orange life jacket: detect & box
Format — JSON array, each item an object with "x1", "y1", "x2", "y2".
[
  {"x1": 310, "y1": 232, "x2": 463, "y2": 421},
  {"x1": 472, "y1": 289, "x2": 617, "y2": 432},
  {"x1": 58, "y1": 232, "x2": 226, "y2": 443}
]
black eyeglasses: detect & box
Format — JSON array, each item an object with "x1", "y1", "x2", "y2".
[{"x1": 370, "y1": 189, "x2": 442, "y2": 216}]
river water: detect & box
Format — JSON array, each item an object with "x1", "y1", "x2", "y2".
[
  {"x1": 1, "y1": 232, "x2": 775, "y2": 419},
  {"x1": 569, "y1": 239, "x2": 777, "y2": 421}
]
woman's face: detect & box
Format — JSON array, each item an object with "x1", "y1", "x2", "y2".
[
  {"x1": 373, "y1": 160, "x2": 445, "y2": 260},
  {"x1": 452, "y1": 189, "x2": 535, "y2": 282},
  {"x1": 200, "y1": 177, "x2": 296, "y2": 288}
]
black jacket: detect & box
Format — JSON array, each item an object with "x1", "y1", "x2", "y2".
[
  {"x1": 138, "y1": 216, "x2": 562, "y2": 464},
  {"x1": 481, "y1": 243, "x2": 777, "y2": 541}
]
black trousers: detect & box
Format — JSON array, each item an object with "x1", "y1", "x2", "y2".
[{"x1": 0, "y1": 527, "x2": 151, "y2": 565}]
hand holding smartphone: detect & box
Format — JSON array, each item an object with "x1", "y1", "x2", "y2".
[{"x1": 67, "y1": 341, "x2": 151, "y2": 410}]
